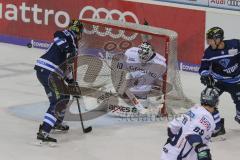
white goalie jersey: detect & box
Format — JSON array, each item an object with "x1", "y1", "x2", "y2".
[
  {"x1": 124, "y1": 47, "x2": 166, "y2": 98},
  {"x1": 161, "y1": 104, "x2": 215, "y2": 160}
]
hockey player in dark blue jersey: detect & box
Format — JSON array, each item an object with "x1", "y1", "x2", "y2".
[
  {"x1": 199, "y1": 27, "x2": 240, "y2": 136},
  {"x1": 34, "y1": 19, "x2": 83, "y2": 143}
]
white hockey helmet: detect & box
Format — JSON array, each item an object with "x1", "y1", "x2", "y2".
[{"x1": 138, "y1": 42, "x2": 154, "y2": 63}]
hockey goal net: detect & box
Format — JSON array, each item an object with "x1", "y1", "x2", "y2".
[{"x1": 74, "y1": 18, "x2": 194, "y2": 115}]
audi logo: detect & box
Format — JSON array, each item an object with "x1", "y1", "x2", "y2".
[
  {"x1": 228, "y1": 0, "x2": 240, "y2": 7},
  {"x1": 79, "y1": 6, "x2": 139, "y2": 41}
]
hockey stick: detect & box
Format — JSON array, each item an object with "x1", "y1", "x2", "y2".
[
  {"x1": 98, "y1": 52, "x2": 149, "y2": 114},
  {"x1": 69, "y1": 64, "x2": 92, "y2": 133},
  {"x1": 75, "y1": 97, "x2": 92, "y2": 133}
]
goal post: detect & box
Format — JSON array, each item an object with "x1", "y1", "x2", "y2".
[{"x1": 75, "y1": 18, "x2": 194, "y2": 115}]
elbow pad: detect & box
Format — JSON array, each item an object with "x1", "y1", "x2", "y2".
[{"x1": 186, "y1": 134, "x2": 202, "y2": 147}]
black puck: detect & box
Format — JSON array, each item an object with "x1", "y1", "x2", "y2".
[{"x1": 27, "y1": 43, "x2": 32, "y2": 48}]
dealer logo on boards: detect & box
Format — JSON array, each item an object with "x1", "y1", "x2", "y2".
[
  {"x1": 228, "y1": 0, "x2": 240, "y2": 7},
  {"x1": 210, "y1": 0, "x2": 240, "y2": 7}
]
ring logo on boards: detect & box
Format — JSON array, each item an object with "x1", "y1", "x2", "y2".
[{"x1": 79, "y1": 6, "x2": 139, "y2": 41}]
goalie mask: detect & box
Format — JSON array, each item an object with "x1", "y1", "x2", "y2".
[
  {"x1": 201, "y1": 87, "x2": 219, "y2": 108},
  {"x1": 138, "y1": 42, "x2": 154, "y2": 63}
]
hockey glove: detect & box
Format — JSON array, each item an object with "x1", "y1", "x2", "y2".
[
  {"x1": 200, "y1": 75, "x2": 215, "y2": 87},
  {"x1": 195, "y1": 143, "x2": 212, "y2": 160},
  {"x1": 65, "y1": 78, "x2": 75, "y2": 85},
  {"x1": 165, "y1": 128, "x2": 176, "y2": 145},
  {"x1": 66, "y1": 78, "x2": 81, "y2": 98}
]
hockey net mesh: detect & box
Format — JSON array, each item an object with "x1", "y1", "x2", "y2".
[{"x1": 75, "y1": 19, "x2": 194, "y2": 114}]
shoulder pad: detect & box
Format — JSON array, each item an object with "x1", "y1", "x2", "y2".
[{"x1": 54, "y1": 30, "x2": 66, "y2": 39}]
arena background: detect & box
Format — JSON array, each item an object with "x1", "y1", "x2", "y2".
[{"x1": 1, "y1": 0, "x2": 240, "y2": 72}]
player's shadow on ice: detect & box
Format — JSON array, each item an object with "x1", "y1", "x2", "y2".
[{"x1": 225, "y1": 129, "x2": 240, "y2": 140}]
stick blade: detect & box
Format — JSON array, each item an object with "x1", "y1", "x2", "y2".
[{"x1": 83, "y1": 126, "x2": 92, "y2": 133}]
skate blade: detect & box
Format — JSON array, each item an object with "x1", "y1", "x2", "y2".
[
  {"x1": 33, "y1": 140, "x2": 58, "y2": 147},
  {"x1": 51, "y1": 129, "x2": 68, "y2": 134}
]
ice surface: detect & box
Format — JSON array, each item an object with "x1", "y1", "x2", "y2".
[{"x1": 0, "y1": 43, "x2": 239, "y2": 160}]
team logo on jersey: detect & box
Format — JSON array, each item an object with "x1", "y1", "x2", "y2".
[
  {"x1": 219, "y1": 59, "x2": 230, "y2": 68},
  {"x1": 128, "y1": 57, "x2": 135, "y2": 61},
  {"x1": 185, "y1": 110, "x2": 195, "y2": 119},
  {"x1": 223, "y1": 63, "x2": 238, "y2": 74},
  {"x1": 200, "y1": 116, "x2": 211, "y2": 131},
  {"x1": 228, "y1": 48, "x2": 238, "y2": 56}
]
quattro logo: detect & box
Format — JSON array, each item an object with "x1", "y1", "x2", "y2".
[{"x1": 79, "y1": 6, "x2": 139, "y2": 41}]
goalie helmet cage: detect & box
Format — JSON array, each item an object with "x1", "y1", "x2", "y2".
[{"x1": 75, "y1": 18, "x2": 194, "y2": 115}]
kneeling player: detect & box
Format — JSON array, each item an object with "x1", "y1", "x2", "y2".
[
  {"x1": 120, "y1": 42, "x2": 166, "y2": 105},
  {"x1": 124, "y1": 42, "x2": 166, "y2": 100},
  {"x1": 161, "y1": 88, "x2": 219, "y2": 160}
]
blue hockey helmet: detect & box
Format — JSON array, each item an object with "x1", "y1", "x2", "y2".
[
  {"x1": 201, "y1": 87, "x2": 219, "y2": 107},
  {"x1": 206, "y1": 27, "x2": 224, "y2": 40}
]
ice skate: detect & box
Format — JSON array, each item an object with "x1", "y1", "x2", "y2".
[
  {"x1": 52, "y1": 123, "x2": 69, "y2": 133},
  {"x1": 234, "y1": 116, "x2": 240, "y2": 124},
  {"x1": 211, "y1": 118, "x2": 226, "y2": 141},
  {"x1": 35, "y1": 125, "x2": 57, "y2": 147}
]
